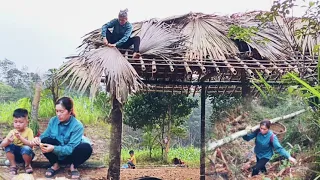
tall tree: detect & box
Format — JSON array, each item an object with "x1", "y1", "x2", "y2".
[{"x1": 124, "y1": 92, "x2": 198, "y2": 161}]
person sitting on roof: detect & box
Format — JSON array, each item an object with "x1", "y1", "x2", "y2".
[{"x1": 101, "y1": 9, "x2": 141, "y2": 59}]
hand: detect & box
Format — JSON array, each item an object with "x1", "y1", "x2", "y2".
[
  {"x1": 40, "y1": 144, "x2": 54, "y2": 153},
  {"x1": 289, "y1": 156, "x2": 297, "y2": 165},
  {"x1": 107, "y1": 43, "x2": 116, "y2": 47},
  {"x1": 8, "y1": 134, "x2": 14, "y2": 142},
  {"x1": 103, "y1": 38, "x2": 108, "y2": 45},
  {"x1": 14, "y1": 132, "x2": 21, "y2": 139},
  {"x1": 31, "y1": 137, "x2": 41, "y2": 146}
]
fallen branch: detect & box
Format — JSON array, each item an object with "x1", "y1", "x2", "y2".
[
  {"x1": 207, "y1": 109, "x2": 306, "y2": 151},
  {"x1": 217, "y1": 148, "x2": 230, "y2": 171}
]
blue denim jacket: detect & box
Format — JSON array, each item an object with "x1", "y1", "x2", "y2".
[
  {"x1": 40, "y1": 116, "x2": 88, "y2": 160},
  {"x1": 101, "y1": 18, "x2": 133, "y2": 46},
  {"x1": 243, "y1": 130, "x2": 290, "y2": 160}
]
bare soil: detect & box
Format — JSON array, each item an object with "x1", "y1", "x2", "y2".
[{"x1": 0, "y1": 166, "x2": 202, "y2": 180}]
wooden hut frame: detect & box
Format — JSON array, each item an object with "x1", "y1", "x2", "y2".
[{"x1": 61, "y1": 11, "x2": 319, "y2": 179}]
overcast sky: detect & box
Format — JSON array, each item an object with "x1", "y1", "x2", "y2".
[{"x1": 0, "y1": 0, "x2": 308, "y2": 73}]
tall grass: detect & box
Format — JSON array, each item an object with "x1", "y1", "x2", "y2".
[
  {"x1": 121, "y1": 147, "x2": 200, "y2": 167},
  {"x1": 0, "y1": 98, "x2": 31, "y2": 123},
  {"x1": 0, "y1": 95, "x2": 110, "y2": 125}
]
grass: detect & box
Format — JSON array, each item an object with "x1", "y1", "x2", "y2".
[
  {"x1": 121, "y1": 147, "x2": 200, "y2": 167},
  {"x1": 0, "y1": 95, "x2": 110, "y2": 125}
]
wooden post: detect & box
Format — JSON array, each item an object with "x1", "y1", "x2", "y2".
[
  {"x1": 31, "y1": 81, "x2": 42, "y2": 121},
  {"x1": 241, "y1": 70, "x2": 250, "y2": 97},
  {"x1": 200, "y1": 84, "x2": 206, "y2": 180},
  {"x1": 107, "y1": 97, "x2": 123, "y2": 180}
]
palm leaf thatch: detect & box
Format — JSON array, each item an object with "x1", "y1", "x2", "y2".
[
  {"x1": 138, "y1": 20, "x2": 186, "y2": 58},
  {"x1": 57, "y1": 47, "x2": 143, "y2": 103},
  {"x1": 292, "y1": 18, "x2": 320, "y2": 55},
  {"x1": 161, "y1": 13, "x2": 239, "y2": 60},
  {"x1": 77, "y1": 22, "x2": 144, "y2": 53},
  {"x1": 232, "y1": 12, "x2": 293, "y2": 60}
]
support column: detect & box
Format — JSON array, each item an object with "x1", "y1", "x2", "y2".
[
  {"x1": 200, "y1": 85, "x2": 206, "y2": 180},
  {"x1": 241, "y1": 70, "x2": 250, "y2": 97}
]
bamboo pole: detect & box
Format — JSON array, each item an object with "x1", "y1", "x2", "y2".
[
  {"x1": 207, "y1": 109, "x2": 306, "y2": 151},
  {"x1": 140, "y1": 57, "x2": 146, "y2": 71}
]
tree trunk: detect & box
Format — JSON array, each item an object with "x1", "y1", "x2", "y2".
[
  {"x1": 164, "y1": 104, "x2": 172, "y2": 162},
  {"x1": 149, "y1": 147, "x2": 152, "y2": 158},
  {"x1": 107, "y1": 97, "x2": 123, "y2": 180},
  {"x1": 207, "y1": 109, "x2": 306, "y2": 151},
  {"x1": 31, "y1": 82, "x2": 42, "y2": 121},
  {"x1": 161, "y1": 118, "x2": 164, "y2": 159},
  {"x1": 50, "y1": 81, "x2": 59, "y2": 106}
]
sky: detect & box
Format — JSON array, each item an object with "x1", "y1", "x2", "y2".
[{"x1": 0, "y1": 0, "x2": 308, "y2": 73}]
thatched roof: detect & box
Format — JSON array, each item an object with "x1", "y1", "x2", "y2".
[
  {"x1": 59, "y1": 11, "x2": 319, "y2": 98},
  {"x1": 80, "y1": 11, "x2": 318, "y2": 60}
]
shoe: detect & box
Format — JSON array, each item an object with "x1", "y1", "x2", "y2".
[{"x1": 132, "y1": 52, "x2": 141, "y2": 59}]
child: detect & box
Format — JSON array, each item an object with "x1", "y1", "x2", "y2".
[
  {"x1": 0, "y1": 108, "x2": 35, "y2": 175},
  {"x1": 172, "y1": 157, "x2": 187, "y2": 167},
  {"x1": 127, "y1": 150, "x2": 136, "y2": 169}
]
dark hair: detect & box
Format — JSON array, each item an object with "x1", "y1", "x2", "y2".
[
  {"x1": 55, "y1": 97, "x2": 76, "y2": 117},
  {"x1": 129, "y1": 150, "x2": 134, "y2": 154},
  {"x1": 260, "y1": 120, "x2": 271, "y2": 129},
  {"x1": 13, "y1": 108, "x2": 28, "y2": 119}
]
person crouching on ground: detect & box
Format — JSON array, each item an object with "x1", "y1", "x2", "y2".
[
  {"x1": 0, "y1": 108, "x2": 35, "y2": 175},
  {"x1": 31, "y1": 97, "x2": 92, "y2": 179},
  {"x1": 101, "y1": 9, "x2": 141, "y2": 59},
  {"x1": 127, "y1": 150, "x2": 136, "y2": 169},
  {"x1": 242, "y1": 120, "x2": 297, "y2": 176}
]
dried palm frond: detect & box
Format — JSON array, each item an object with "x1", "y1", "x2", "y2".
[
  {"x1": 57, "y1": 47, "x2": 143, "y2": 103},
  {"x1": 77, "y1": 21, "x2": 144, "y2": 53},
  {"x1": 292, "y1": 18, "x2": 320, "y2": 55},
  {"x1": 232, "y1": 14, "x2": 293, "y2": 60},
  {"x1": 138, "y1": 20, "x2": 186, "y2": 58},
  {"x1": 162, "y1": 12, "x2": 239, "y2": 60}
]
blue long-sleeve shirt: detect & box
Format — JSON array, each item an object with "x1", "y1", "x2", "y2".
[
  {"x1": 101, "y1": 18, "x2": 133, "y2": 47},
  {"x1": 40, "y1": 116, "x2": 88, "y2": 160},
  {"x1": 243, "y1": 130, "x2": 290, "y2": 160}
]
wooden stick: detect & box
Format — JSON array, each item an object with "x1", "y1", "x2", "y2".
[
  {"x1": 217, "y1": 148, "x2": 230, "y2": 171},
  {"x1": 207, "y1": 109, "x2": 306, "y2": 151}
]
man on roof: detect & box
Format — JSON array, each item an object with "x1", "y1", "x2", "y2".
[{"x1": 101, "y1": 9, "x2": 141, "y2": 59}]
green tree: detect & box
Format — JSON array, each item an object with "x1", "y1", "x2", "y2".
[{"x1": 124, "y1": 92, "x2": 198, "y2": 161}]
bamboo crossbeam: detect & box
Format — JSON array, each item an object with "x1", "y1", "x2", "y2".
[
  {"x1": 207, "y1": 109, "x2": 307, "y2": 151},
  {"x1": 140, "y1": 57, "x2": 146, "y2": 71},
  {"x1": 222, "y1": 60, "x2": 237, "y2": 75},
  {"x1": 234, "y1": 57, "x2": 254, "y2": 77},
  {"x1": 290, "y1": 57, "x2": 314, "y2": 74},
  {"x1": 211, "y1": 60, "x2": 220, "y2": 73},
  {"x1": 198, "y1": 61, "x2": 206, "y2": 73},
  {"x1": 252, "y1": 58, "x2": 272, "y2": 76},
  {"x1": 269, "y1": 61, "x2": 285, "y2": 74},
  {"x1": 284, "y1": 61, "x2": 299, "y2": 74},
  {"x1": 184, "y1": 61, "x2": 192, "y2": 74},
  {"x1": 168, "y1": 61, "x2": 174, "y2": 72},
  {"x1": 152, "y1": 60, "x2": 157, "y2": 73}
]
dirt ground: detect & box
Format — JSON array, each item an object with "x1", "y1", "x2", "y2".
[{"x1": 0, "y1": 166, "x2": 202, "y2": 180}]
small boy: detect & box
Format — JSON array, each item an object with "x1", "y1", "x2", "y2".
[
  {"x1": 0, "y1": 108, "x2": 35, "y2": 175},
  {"x1": 127, "y1": 150, "x2": 136, "y2": 169}
]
